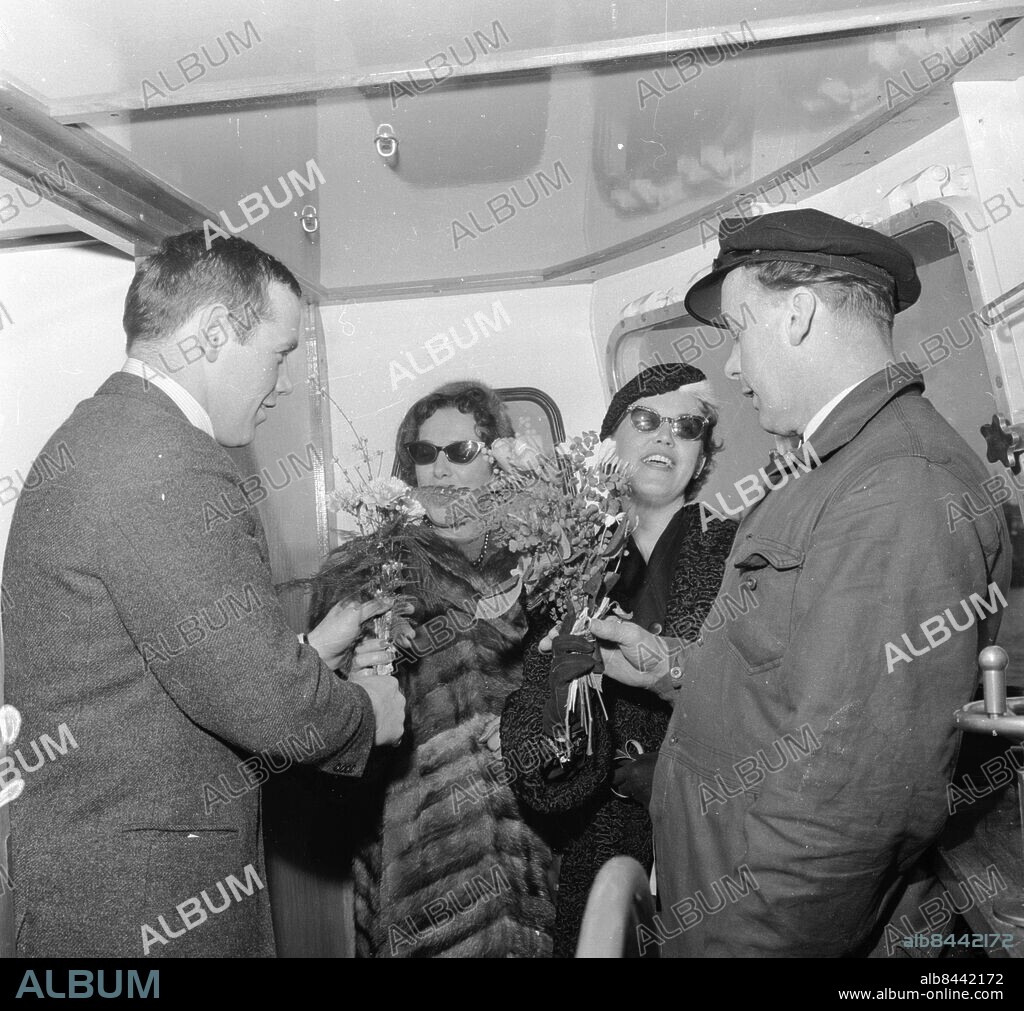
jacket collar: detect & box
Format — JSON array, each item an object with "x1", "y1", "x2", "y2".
[
  {"x1": 761, "y1": 367, "x2": 924, "y2": 484},
  {"x1": 94, "y1": 371, "x2": 190, "y2": 424},
  {"x1": 801, "y1": 366, "x2": 924, "y2": 463}
]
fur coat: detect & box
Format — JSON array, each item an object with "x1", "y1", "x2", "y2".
[{"x1": 312, "y1": 529, "x2": 556, "y2": 958}]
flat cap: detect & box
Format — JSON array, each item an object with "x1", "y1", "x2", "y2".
[{"x1": 684, "y1": 208, "x2": 921, "y2": 327}]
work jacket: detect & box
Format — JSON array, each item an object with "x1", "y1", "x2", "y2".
[{"x1": 650, "y1": 368, "x2": 1011, "y2": 957}]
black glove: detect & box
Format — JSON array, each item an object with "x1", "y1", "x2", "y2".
[
  {"x1": 541, "y1": 633, "x2": 603, "y2": 738},
  {"x1": 611, "y1": 752, "x2": 658, "y2": 806}
]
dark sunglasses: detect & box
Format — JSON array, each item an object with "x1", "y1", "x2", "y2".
[
  {"x1": 629, "y1": 406, "x2": 708, "y2": 441},
  {"x1": 404, "y1": 439, "x2": 487, "y2": 466}
]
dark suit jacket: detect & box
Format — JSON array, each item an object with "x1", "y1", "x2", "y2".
[{"x1": 3, "y1": 372, "x2": 374, "y2": 957}]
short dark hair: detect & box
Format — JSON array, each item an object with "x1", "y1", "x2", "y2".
[
  {"x1": 394, "y1": 380, "x2": 515, "y2": 486},
  {"x1": 746, "y1": 261, "x2": 895, "y2": 335},
  {"x1": 123, "y1": 230, "x2": 301, "y2": 352}
]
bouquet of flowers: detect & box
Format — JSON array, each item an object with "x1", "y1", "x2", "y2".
[
  {"x1": 476, "y1": 433, "x2": 634, "y2": 756},
  {"x1": 320, "y1": 397, "x2": 424, "y2": 675}
]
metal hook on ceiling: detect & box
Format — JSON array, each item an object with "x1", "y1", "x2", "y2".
[
  {"x1": 375, "y1": 123, "x2": 398, "y2": 167},
  {"x1": 299, "y1": 204, "x2": 319, "y2": 233}
]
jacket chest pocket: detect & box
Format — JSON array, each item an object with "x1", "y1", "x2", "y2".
[{"x1": 724, "y1": 535, "x2": 804, "y2": 675}]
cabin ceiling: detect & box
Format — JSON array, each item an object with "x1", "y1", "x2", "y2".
[{"x1": 1, "y1": 1, "x2": 1022, "y2": 297}]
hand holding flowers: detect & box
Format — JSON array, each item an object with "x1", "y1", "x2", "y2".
[{"x1": 474, "y1": 431, "x2": 634, "y2": 757}]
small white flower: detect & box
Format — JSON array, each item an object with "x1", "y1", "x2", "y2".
[
  {"x1": 326, "y1": 490, "x2": 350, "y2": 513},
  {"x1": 491, "y1": 436, "x2": 547, "y2": 475},
  {"x1": 399, "y1": 495, "x2": 427, "y2": 521},
  {"x1": 591, "y1": 437, "x2": 621, "y2": 471}
]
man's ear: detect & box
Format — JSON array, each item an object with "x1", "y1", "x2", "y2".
[
  {"x1": 786, "y1": 288, "x2": 816, "y2": 347},
  {"x1": 195, "y1": 303, "x2": 235, "y2": 362}
]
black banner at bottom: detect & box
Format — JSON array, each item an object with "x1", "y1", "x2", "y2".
[{"x1": 0, "y1": 956, "x2": 1021, "y2": 999}]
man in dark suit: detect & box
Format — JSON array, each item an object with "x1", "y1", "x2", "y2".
[{"x1": 3, "y1": 231, "x2": 404, "y2": 957}]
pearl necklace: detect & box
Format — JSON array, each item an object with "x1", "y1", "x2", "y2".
[
  {"x1": 424, "y1": 516, "x2": 491, "y2": 567},
  {"x1": 471, "y1": 530, "x2": 491, "y2": 568}
]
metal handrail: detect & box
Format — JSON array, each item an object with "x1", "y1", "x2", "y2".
[{"x1": 978, "y1": 278, "x2": 1024, "y2": 327}]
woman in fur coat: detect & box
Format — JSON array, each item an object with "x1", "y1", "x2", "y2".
[
  {"x1": 500, "y1": 364, "x2": 736, "y2": 957},
  {"x1": 309, "y1": 381, "x2": 556, "y2": 958}
]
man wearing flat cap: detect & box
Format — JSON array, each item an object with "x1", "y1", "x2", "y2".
[{"x1": 593, "y1": 208, "x2": 1011, "y2": 956}]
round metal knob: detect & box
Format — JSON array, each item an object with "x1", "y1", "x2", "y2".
[
  {"x1": 979, "y1": 645, "x2": 1009, "y2": 717},
  {"x1": 979, "y1": 644, "x2": 1009, "y2": 668},
  {"x1": 955, "y1": 645, "x2": 1024, "y2": 740}
]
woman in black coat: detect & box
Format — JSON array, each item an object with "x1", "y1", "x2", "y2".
[{"x1": 500, "y1": 363, "x2": 736, "y2": 957}]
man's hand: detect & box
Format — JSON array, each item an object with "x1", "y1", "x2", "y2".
[
  {"x1": 350, "y1": 637, "x2": 395, "y2": 673},
  {"x1": 348, "y1": 605, "x2": 417, "y2": 673},
  {"x1": 349, "y1": 672, "x2": 405, "y2": 746},
  {"x1": 307, "y1": 596, "x2": 396, "y2": 670},
  {"x1": 588, "y1": 617, "x2": 678, "y2": 690}
]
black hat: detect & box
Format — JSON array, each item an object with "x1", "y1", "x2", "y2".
[
  {"x1": 601, "y1": 363, "x2": 711, "y2": 441},
  {"x1": 684, "y1": 208, "x2": 921, "y2": 328}
]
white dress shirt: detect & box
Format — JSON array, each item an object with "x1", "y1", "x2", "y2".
[
  {"x1": 121, "y1": 357, "x2": 215, "y2": 440},
  {"x1": 801, "y1": 381, "x2": 863, "y2": 446}
]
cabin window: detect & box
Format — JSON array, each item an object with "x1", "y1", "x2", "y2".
[
  {"x1": 611, "y1": 314, "x2": 722, "y2": 389},
  {"x1": 495, "y1": 386, "x2": 565, "y2": 455}
]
